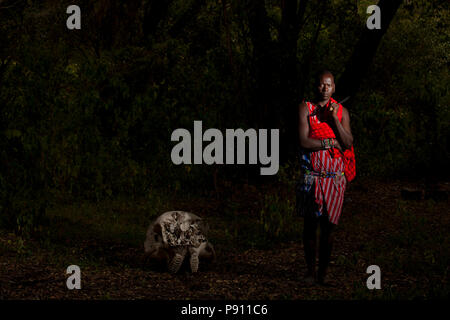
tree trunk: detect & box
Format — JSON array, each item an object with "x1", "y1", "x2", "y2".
[
  {"x1": 279, "y1": 0, "x2": 309, "y2": 162},
  {"x1": 246, "y1": 0, "x2": 310, "y2": 161},
  {"x1": 337, "y1": 0, "x2": 403, "y2": 104},
  {"x1": 246, "y1": 0, "x2": 275, "y2": 128}
]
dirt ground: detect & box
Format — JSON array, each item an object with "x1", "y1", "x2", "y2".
[{"x1": 0, "y1": 178, "x2": 448, "y2": 300}]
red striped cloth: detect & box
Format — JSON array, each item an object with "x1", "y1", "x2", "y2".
[
  {"x1": 308, "y1": 98, "x2": 356, "y2": 182},
  {"x1": 306, "y1": 98, "x2": 356, "y2": 224}
]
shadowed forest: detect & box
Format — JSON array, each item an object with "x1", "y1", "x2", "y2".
[{"x1": 0, "y1": 0, "x2": 449, "y2": 300}]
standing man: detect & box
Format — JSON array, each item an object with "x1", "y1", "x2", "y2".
[{"x1": 297, "y1": 70, "x2": 356, "y2": 286}]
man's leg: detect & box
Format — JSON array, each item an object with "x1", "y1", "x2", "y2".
[
  {"x1": 317, "y1": 215, "x2": 335, "y2": 285},
  {"x1": 303, "y1": 214, "x2": 318, "y2": 283}
]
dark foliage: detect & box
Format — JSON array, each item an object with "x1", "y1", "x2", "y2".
[{"x1": 0, "y1": 0, "x2": 448, "y2": 234}]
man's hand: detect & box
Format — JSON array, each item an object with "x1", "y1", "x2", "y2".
[{"x1": 329, "y1": 102, "x2": 339, "y2": 119}]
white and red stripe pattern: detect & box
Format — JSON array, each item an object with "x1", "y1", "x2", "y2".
[
  {"x1": 306, "y1": 101, "x2": 347, "y2": 225},
  {"x1": 310, "y1": 150, "x2": 346, "y2": 224}
]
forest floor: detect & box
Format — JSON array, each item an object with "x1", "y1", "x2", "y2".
[{"x1": 0, "y1": 177, "x2": 449, "y2": 300}]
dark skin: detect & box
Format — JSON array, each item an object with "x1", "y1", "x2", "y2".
[
  {"x1": 298, "y1": 72, "x2": 353, "y2": 285},
  {"x1": 298, "y1": 73, "x2": 353, "y2": 152}
]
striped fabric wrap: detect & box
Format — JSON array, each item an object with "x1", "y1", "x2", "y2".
[
  {"x1": 308, "y1": 97, "x2": 356, "y2": 183},
  {"x1": 298, "y1": 98, "x2": 356, "y2": 225}
]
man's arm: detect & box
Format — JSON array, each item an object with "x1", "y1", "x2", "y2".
[
  {"x1": 329, "y1": 104, "x2": 353, "y2": 150},
  {"x1": 298, "y1": 102, "x2": 341, "y2": 151}
]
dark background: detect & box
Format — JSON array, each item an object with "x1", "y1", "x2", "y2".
[{"x1": 0, "y1": 0, "x2": 448, "y2": 300}]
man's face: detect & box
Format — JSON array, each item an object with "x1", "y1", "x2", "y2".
[{"x1": 317, "y1": 75, "x2": 335, "y2": 101}]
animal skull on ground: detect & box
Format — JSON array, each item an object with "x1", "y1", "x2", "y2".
[{"x1": 144, "y1": 211, "x2": 215, "y2": 273}]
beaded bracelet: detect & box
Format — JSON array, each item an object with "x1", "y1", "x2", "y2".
[
  {"x1": 321, "y1": 138, "x2": 335, "y2": 149},
  {"x1": 329, "y1": 138, "x2": 336, "y2": 148}
]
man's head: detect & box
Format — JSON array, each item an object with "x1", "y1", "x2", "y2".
[{"x1": 315, "y1": 70, "x2": 335, "y2": 101}]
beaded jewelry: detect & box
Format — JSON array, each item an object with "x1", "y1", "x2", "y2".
[{"x1": 321, "y1": 138, "x2": 335, "y2": 149}]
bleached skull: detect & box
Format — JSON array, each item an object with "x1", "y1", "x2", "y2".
[{"x1": 144, "y1": 211, "x2": 215, "y2": 273}]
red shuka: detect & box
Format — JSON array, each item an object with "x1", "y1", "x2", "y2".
[
  {"x1": 304, "y1": 98, "x2": 356, "y2": 224},
  {"x1": 308, "y1": 97, "x2": 356, "y2": 182}
]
